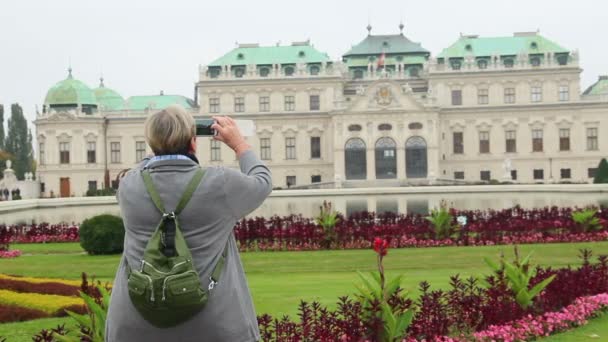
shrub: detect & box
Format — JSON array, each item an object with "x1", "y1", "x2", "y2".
[
  {"x1": 572, "y1": 208, "x2": 601, "y2": 232},
  {"x1": 79, "y1": 215, "x2": 125, "y2": 255},
  {"x1": 425, "y1": 200, "x2": 454, "y2": 240},
  {"x1": 593, "y1": 158, "x2": 608, "y2": 183},
  {"x1": 86, "y1": 188, "x2": 116, "y2": 197},
  {"x1": 314, "y1": 201, "x2": 340, "y2": 249}
]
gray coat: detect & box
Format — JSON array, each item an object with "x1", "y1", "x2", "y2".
[{"x1": 105, "y1": 150, "x2": 272, "y2": 342}]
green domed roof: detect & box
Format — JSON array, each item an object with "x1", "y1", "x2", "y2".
[
  {"x1": 94, "y1": 78, "x2": 125, "y2": 110},
  {"x1": 44, "y1": 70, "x2": 97, "y2": 106}
]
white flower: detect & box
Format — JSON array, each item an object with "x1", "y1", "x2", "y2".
[{"x1": 457, "y1": 215, "x2": 468, "y2": 226}]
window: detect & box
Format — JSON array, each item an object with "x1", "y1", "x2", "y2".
[
  {"x1": 260, "y1": 138, "x2": 271, "y2": 160},
  {"x1": 531, "y1": 86, "x2": 542, "y2": 102},
  {"x1": 348, "y1": 124, "x2": 362, "y2": 132},
  {"x1": 477, "y1": 89, "x2": 489, "y2": 105},
  {"x1": 409, "y1": 122, "x2": 423, "y2": 130},
  {"x1": 311, "y1": 175, "x2": 321, "y2": 183},
  {"x1": 111, "y1": 180, "x2": 119, "y2": 190},
  {"x1": 557, "y1": 55, "x2": 568, "y2": 66},
  {"x1": 504, "y1": 88, "x2": 516, "y2": 104},
  {"x1": 310, "y1": 65, "x2": 320, "y2": 75},
  {"x1": 453, "y1": 132, "x2": 464, "y2": 154},
  {"x1": 135, "y1": 141, "x2": 146, "y2": 161},
  {"x1": 504, "y1": 58, "x2": 514, "y2": 68},
  {"x1": 530, "y1": 56, "x2": 541, "y2": 67},
  {"x1": 588, "y1": 168, "x2": 598, "y2": 178},
  {"x1": 309, "y1": 95, "x2": 320, "y2": 111},
  {"x1": 511, "y1": 170, "x2": 517, "y2": 180},
  {"x1": 284, "y1": 66, "x2": 295, "y2": 76},
  {"x1": 587, "y1": 128, "x2": 598, "y2": 150},
  {"x1": 59, "y1": 142, "x2": 70, "y2": 164},
  {"x1": 209, "y1": 98, "x2": 220, "y2": 113},
  {"x1": 40, "y1": 182, "x2": 45, "y2": 194},
  {"x1": 477, "y1": 59, "x2": 488, "y2": 69},
  {"x1": 479, "y1": 131, "x2": 490, "y2": 154},
  {"x1": 234, "y1": 68, "x2": 245, "y2": 78},
  {"x1": 354, "y1": 69, "x2": 364, "y2": 79},
  {"x1": 532, "y1": 129, "x2": 543, "y2": 152},
  {"x1": 210, "y1": 140, "x2": 221, "y2": 161},
  {"x1": 505, "y1": 130, "x2": 517, "y2": 153},
  {"x1": 234, "y1": 97, "x2": 245, "y2": 112},
  {"x1": 259, "y1": 67, "x2": 270, "y2": 77},
  {"x1": 286, "y1": 176, "x2": 296, "y2": 187},
  {"x1": 87, "y1": 142, "x2": 96, "y2": 163},
  {"x1": 480, "y1": 171, "x2": 491, "y2": 181},
  {"x1": 259, "y1": 96, "x2": 270, "y2": 112},
  {"x1": 310, "y1": 137, "x2": 321, "y2": 159},
  {"x1": 454, "y1": 171, "x2": 465, "y2": 180},
  {"x1": 559, "y1": 85, "x2": 569, "y2": 101},
  {"x1": 378, "y1": 123, "x2": 392, "y2": 131},
  {"x1": 450, "y1": 60, "x2": 462, "y2": 70},
  {"x1": 110, "y1": 142, "x2": 121, "y2": 163},
  {"x1": 285, "y1": 137, "x2": 296, "y2": 159},
  {"x1": 39, "y1": 143, "x2": 45, "y2": 165},
  {"x1": 284, "y1": 96, "x2": 295, "y2": 111},
  {"x1": 451, "y1": 90, "x2": 462, "y2": 105},
  {"x1": 561, "y1": 168, "x2": 571, "y2": 179},
  {"x1": 409, "y1": 67, "x2": 420, "y2": 77},
  {"x1": 559, "y1": 129, "x2": 570, "y2": 151},
  {"x1": 533, "y1": 169, "x2": 544, "y2": 180},
  {"x1": 88, "y1": 181, "x2": 97, "y2": 192}
]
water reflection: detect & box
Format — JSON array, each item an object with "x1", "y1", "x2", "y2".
[{"x1": 4, "y1": 191, "x2": 608, "y2": 225}]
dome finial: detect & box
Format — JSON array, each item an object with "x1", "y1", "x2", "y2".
[
  {"x1": 67, "y1": 66, "x2": 73, "y2": 79},
  {"x1": 399, "y1": 21, "x2": 405, "y2": 35},
  {"x1": 367, "y1": 23, "x2": 372, "y2": 35},
  {"x1": 99, "y1": 76, "x2": 105, "y2": 87}
]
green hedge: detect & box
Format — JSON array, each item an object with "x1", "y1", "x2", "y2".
[
  {"x1": 79, "y1": 214, "x2": 125, "y2": 255},
  {"x1": 594, "y1": 158, "x2": 608, "y2": 184}
]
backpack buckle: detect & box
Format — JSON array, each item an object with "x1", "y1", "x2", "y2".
[
  {"x1": 162, "y1": 212, "x2": 176, "y2": 220},
  {"x1": 208, "y1": 277, "x2": 218, "y2": 290}
]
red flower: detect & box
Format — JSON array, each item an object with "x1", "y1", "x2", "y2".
[{"x1": 373, "y1": 237, "x2": 389, "y2": 256}]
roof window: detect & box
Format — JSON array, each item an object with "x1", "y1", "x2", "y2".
[
  {"x1": 465, "y1": 44, "x2": 473, "y2": 51},
  {"x1": 237, "y1": 53, "x2": 244, "y2": 60},
  {"x1": 530, "y1": 42, "x2": 538, "y2": 49},
  {"x1": 298, "y1": 51, "x2": 306, "y2": 57},
  {"x1": 382, "y1": 41, "x2": 389, "y2": 47},
  {"x1": 396, "y1": 55, "x2": 403, "y2": 62}
]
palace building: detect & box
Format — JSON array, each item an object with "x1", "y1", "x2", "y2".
[{"x1": 35, "y1": 25, "x2": 608, "y2": 197}]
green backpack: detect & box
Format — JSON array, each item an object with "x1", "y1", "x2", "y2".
[{"x1": 126, "y1": 168, "x2": 226, "y2": 328}]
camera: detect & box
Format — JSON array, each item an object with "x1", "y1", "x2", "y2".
[{"x1": 195, "y1": 118, "x2": 256, "y2": 137}]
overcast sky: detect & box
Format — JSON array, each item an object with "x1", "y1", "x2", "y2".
[{"x1": 0, "y1": 0, "x2": 606, "y2": 127}]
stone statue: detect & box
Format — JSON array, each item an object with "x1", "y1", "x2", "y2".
[
  {"x1": 502, "y1": 158, "x2": 513, "y2": 182},
  {"x1": 6, "y1": 160, "x2": 11, "y2": 169}
]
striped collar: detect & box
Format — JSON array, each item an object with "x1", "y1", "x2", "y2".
[{"x1": 144, "y1": 154, "x2": 191, "y2": 168}]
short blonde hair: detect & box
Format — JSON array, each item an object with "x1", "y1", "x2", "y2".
[{"x1": 144, "y1": 104, "x2": 195, "y2": 155}]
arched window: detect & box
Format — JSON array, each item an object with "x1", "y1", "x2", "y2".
[
  {"x1": 259, "y1": 67, "x2": 270, "y2": 77},
  {"x1": 504, "y1": 58, "x2": 514, "y2": 68},
  {"x1": 354, "y1": 69, "x2": 364, "y2": 79},
  {"x1": 409, "y1": 67, "x2": 420, "y2": 77},
  {"x1": 450, "y1": 59, "x2": 462, "y2": 70},
  {"x1": 310, "y1": 65, "x2": 320, "y2": 75},
  {"x1": 378, "y1": 123, "x2": 392, "y2": 131},
  {"x1": 345, "y1": 138, "x2": 367, "y2": 180},
  {"x1": 348, "y1": 124, "x2": 362, "y2": 132},
  {"x1": 234, "y1": 68, "x2": 245, "y2": 78},
  {"x1": 284, "y1": 66, "x2": 295, "y2": 76},
  {"x1": 530, "y1": 56, "x2": 541, "y2": 67},
  {"x1": 375, "y1": 137, "x2": 397, "y2": 179},
  {"x1": 556, "y1": 54, "x2": 568, "y2": 66},
  {"x1": 405, "y1": 136, "x2": 428, "y2": 178},
  {"x1": 477, "y1": 59, "x2": 488, "y2": 69}
]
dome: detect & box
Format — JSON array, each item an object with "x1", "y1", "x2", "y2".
[
  {"x1": 94, "y1": 78, "x2": 125, "y2": 110},
  {"x1": 44, "y1": 69, "x2": 97, "y2": 107}
]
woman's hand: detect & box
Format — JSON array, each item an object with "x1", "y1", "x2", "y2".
[{"x1": 211, "y1": 116, "x2": 251, "y2": 156}]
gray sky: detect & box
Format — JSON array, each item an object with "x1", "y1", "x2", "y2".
[{"x1": 0, "y1": 0, "x2": 606, "y2": 127}]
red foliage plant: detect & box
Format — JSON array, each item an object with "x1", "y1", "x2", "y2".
[
  {"x1": 0, "y1": 278, "x2": 80, "y2": 297},
  {"x1": 0, "y1": 304, "x2": 49, "y2": 323}
]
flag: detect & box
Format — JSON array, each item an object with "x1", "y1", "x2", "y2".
[{"x1": 377, "y1": 52, "x2": 385, "y2": 69}]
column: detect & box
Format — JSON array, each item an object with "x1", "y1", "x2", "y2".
[
  {"x1": 397, "y1": 146, "x2": 406, "y2": 181},
  {"x1": 366, "y1": 148, "x2": 376, "y2": 180}
]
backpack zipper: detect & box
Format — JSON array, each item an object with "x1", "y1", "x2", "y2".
[
  {"x1": 161, "y1": 270, "x2": 197, "y2": 301},
  {"x1": 141, "y1": 274, "x2": 155, "y2": 302},
  {"x1": 142, "y1": 259, "x2": 190, "y2": 275}
]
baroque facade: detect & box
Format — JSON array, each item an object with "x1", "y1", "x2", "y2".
[{"x1": 35, "y1": 26, "x2": 608, "y2": 197}]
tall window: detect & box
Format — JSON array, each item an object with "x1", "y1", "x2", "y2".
[
  {"x1": 309, "y1": 95, "x2": 320, "y2": 111},
  {"x1": 39, "y1": 143, "x2": 45, "y2": 165},
  {"x1": 559, "y1": 85, "x2": 570, "y2": 101},
  {"x1": 587, "y1": 128, "x2": 598, "y2": 150},
  {"x1": 59, "y1": 142, "x2": 70, "y2": 164},
  {"x1": 480, "y1": 170, "x2": 491, "y2": 181},
  {"x1": 209, "y1": 97, "x2": 220, "y2": 113},
  {"x1": 310, "y1": 137, "x2": 321, "y2": 159},
  {"x1": 479, "y1": 131, "x2": 490, "y2": 153},
  {"x1": 234, "y1": 97, "x2": 245, "y2": 112},
  {"x1": 285, "y1": 137, "x2": 296, "y2": 159},
  {"x1": 477, "y1": 89, "x2": 489, "y2": 105},
  {"x1": 135, "y1": 141, "x2": 146, "y2": 161},
  {"x1": 588, "y1": 168, "x2": 598, "y2": 178},
  {"x1": 88, "y1": 181, "x2": 98, "y2": 192},
  {"x1": 110, "y1": 142, "x2": 121, "y2": 163},
  {"x1": 284, "y1": 96, "x2": 295, "y2": 111},
  {"x1": 260, "y1": 138, "x2": 271, "y2": 160},
  {"x1": 505, "y1": 130, "x2": 517, "y2": 153},
  {"x1": 451, "y1": 90, "x2": 462, "y2": 105},
  {"x1": 504, "y1": 88, "x2": 516, "y2": 103},
  {"x1": 286, "y1": 175, "x2": 296, "y2": 187},
  {"x1": 561, "y1": 168, "x2": 571, "y2": 179},
  {"x1": 531, "y1": 86, "x2": 542, "y2": 102},
  {"x1": 453, "y1": 132, "x2": 464, "y2": 154},
  {"x1": 559, "y1": 129, "x2": 570, "y2": 151},
  {"x1": 259, "y1": 96, "x2": 270, "y2": 112},
  {"x1": 87, "y1": 142, "x2": 96, "y2": 163},
  {"x1": 210, "y1": 140, "x2": 221, "y2": 161},
  {"x1": 532, "y1": 130, "x2": 543, "y2": 152},
  {"x1": 533, "y1": 169, "x2": 544, "y2": 180}
]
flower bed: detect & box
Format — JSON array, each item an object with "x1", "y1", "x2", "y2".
[
  {"x1": 0, "y1": 250, "x2": 21, "y2": 259},
  {"x1": 1, "y1": 223, "x2": 79, "y2": 244},
  {"x1": 257, "y1": 249, "x2": 608, "y2": 341}
]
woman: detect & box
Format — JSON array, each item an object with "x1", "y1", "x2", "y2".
[{"x1": 106, "y1": 105, "x2": 272, "y2": 341}]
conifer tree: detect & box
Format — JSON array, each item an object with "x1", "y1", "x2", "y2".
[
  {"x1": 4, "y1": 104, "x2": 33, "y2": 179},
  {"x1": 594, "y1": 158, "x2": 608, "y2": 184}
]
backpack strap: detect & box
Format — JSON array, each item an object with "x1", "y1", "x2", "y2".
[
  {"x1": 208, "y1": 244, "x2": 228, "y2": 290},
  {"x1": 141, "y1": 168, "x2": 205, "y2": 256}
]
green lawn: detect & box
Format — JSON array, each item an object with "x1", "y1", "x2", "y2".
[
  {"x1": 541, "y1": 311, "x2": 608, "y2": 341},
  {"x1": 1, "y1": 241, "x2": 607, "y2": 341}
]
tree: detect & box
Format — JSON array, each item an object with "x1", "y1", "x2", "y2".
[
  {"x1": 4, "y1": 104, "x2": 33, "y2": 179},
  {"x1": 594, "y1": 158, "x2": 608, "y2": 184},
  {"x1": 0, "y1": 104, "x2": 5, "y2": 176}
]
